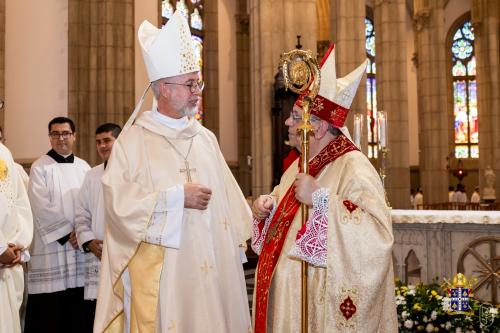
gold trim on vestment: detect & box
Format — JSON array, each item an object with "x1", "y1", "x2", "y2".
[
  {"x1": 103, "y1": 242, "x2": 165, "y2": 333},
  {"x1": 129, "y1": 242, "x2": 165, "y2": 333}
]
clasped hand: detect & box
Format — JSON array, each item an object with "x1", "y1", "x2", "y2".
[
  {"x1": 184, "y1": 183, "x2": 212, "y2": 210},
  {"x1": 252, "y1": 195, "x2": 274, "y2": 220},
  {"x1": 0, "y1": 243, "x2": 24, "y2": 266}
]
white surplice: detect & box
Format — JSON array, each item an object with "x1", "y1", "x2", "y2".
[
  {"x1": 0, "y1": 143, "x2": 33, "y2": 333},
  {"x1": 27, "y1": 154, "x2": 90, "y2": 294},
  {"x1": 75, "y1": 163, "x2": 105, "y2": 300}
]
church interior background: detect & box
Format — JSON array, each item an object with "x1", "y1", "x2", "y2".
[{"x1": 0, "y1": 0, "x2": 498, "y2": 304}]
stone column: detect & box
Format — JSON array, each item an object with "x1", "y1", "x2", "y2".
[
  {"x1": 373, "y1": 0, "x2": 411, "y2": 208},
  {"x1": 249, "y1": 0, "x2": 316, "y2": 196},
  {"x1": 329, "y1": 0, "x2": 366, "y2": 134},
  {"x1": 203, "y1": 0, "x2": 219, "y2": 138},
  {"x1": 473, "y1": 0, "x2": 500, "y2": 197},
  {"x1": 413, "y1": 1, "x2": 449, "y2": 204},
  {"x1": 68, "y1": 0, "x2": 135, "y2": 165},
  {"x1": 0, "y1": 0, "x2": 4, "y2": 130},
  {"x1": 236, "y1": 0, "x2": 251, "y2": 196}
]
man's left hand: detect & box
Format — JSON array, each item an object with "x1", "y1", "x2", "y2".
[{"x1": 294, "y1": 173, "x2": 320, "y2": 206}]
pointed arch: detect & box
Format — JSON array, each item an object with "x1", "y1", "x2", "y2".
[{"x1": 404, "y1": 249, "x2": 421, "y2": 285}]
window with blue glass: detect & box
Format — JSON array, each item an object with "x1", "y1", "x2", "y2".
[
  {"x1": 365, "y1": 17, "x2": 377, "y2": 158},
  {"x1": 451, "y1": 20, "x2": 477, "y2": 158}
]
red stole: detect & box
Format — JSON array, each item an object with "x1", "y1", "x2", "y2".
[{"x1": 254, "y1": 135, "x2": 359, "y2": 333}]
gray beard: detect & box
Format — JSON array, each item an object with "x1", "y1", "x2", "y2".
[{"x1": 182, "y1": 106, "x2": 198, "y2": 118}]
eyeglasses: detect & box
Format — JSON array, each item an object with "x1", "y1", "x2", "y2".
[
  {"x1": 164, "y1": 80, "x2": 204, "y2": 93},
  {"x1": 289, "y1": 111, "x2": 303, "y2": 123},
  {"x1": 49, "y1": 131, "x2": 73, "y2": 139},
  {"x1": 288, "y1": 111, "x2": 319, "y2": 124}
]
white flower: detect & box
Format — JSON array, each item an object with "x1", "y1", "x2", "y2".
[
  {"x1": 445, "y1": 321, "x2": 452, "y2": 330},
  {"x1": 404, "y1": 320, "x2": 413, "y2": 329},
  {"x1": 402, "y1": 310, "x2": 409, "y2": 319},
  {"x1": 395, "y1": 295, "x2": 406, "y2": 306},
  {"x1": 407, "y1": 288, "x2": 416, "y2": 296},
  {"x1": 442, "y1": 297, "x2": 451, "y2": 312},
  {"x1": 490, "y1": 307, "x2": 498, "y2": 316},
  {"x1": 455, "y1": 328, "x2": 462, "y2": 333},
  {"x1": 423, "y1": 316, "x2": 428, "y2": 323},
  {"x1": 431, "y1": 310, "x2": 438, "y2": 321},
  {"x1": 426, "y1": 323, "x2": 434, "y2": 332}
]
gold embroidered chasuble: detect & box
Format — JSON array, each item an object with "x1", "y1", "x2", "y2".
[
  {"x1": 94, "y1": 111, "x2": 252, "y2": 333},
  {"x1": 253, "y1": 147, "x2": 397, "y2": 333}
]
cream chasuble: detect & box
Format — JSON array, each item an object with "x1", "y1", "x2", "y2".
[
  {"x1": 0, "y1": 143, "x2": 33, "y2": 333},
  {"x1": 95, "y1": 111, "x2": 252, "y2": 333},
  {"x1": 253, "y1": 148, "x2": 397, "y2": 333}
]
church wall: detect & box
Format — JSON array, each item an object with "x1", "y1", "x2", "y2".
[
  {"x1": 0, "y1": 0, "x2": 4, "y2": 133},
  {"x1": 218, "y1": 0, "x2": 238, "y2": 162},
  {"x1": 134, "y1": 0, "x2": 158, "y2": 112},
  {"x1": 5, "y1": 0, "x2": 69, "y2": 160},
  {"x1": 443, "y1": 0, "x2": 472, "y2": 34},
  {"x1": 406, "y1": 8, "x2": 419, "y2": 167}
]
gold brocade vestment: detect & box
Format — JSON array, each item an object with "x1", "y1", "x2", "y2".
[
  {"x1": 94, "y1": 111, "x2": 252, "y2": 333},
  {"x1": 253, "y1": 137, "x2": 397, "y2": 333}
]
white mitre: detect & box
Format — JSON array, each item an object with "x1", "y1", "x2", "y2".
[
  {"x1": 123, "y1": 10, "x2": 199, "y2": 130},
  {"x1": 332, "y1": 59, "x2": 368, "y2": 110},
  {"x1": 139, "y1": 10, "x2": 199, "y2": 82}
]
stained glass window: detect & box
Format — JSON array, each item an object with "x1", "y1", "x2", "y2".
[
  {"x1": 161, "y1": 0, "x2": 204, "y2": 122},
  {"x1": 365, "y1": 17, "x2": 377, "y2": 158},
  {"x1": 451, "y1": 20, "x2": 477, "y2": 158}
]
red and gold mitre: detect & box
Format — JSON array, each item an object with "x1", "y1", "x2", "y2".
[{"x1": 294, "y1": 44, "x2": 368, "y2": 128}]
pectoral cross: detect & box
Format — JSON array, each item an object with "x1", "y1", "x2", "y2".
[{"x1": 180, "y1": 160, "x2": 196, "y2": 183}]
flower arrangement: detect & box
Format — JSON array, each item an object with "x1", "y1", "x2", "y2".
[{"x1": 395, "y1": 279, "x2": 499, "y2": 332}]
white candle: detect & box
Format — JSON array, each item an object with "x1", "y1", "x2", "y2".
[
  {"x1": 353, "y1": 113, "x2": 363, "y2": 148},
  {"x1": 378, "y1": 111, "x2": 387, "y2": 148}
]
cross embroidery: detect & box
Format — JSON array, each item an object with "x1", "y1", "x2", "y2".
[
  {"x1": 200, "y1": 260, "x2": 213, "y2": 275},
  {"x1": 221, "y1": 219, "x2": 229, "y2": 230},
  {"x1": 179, "y1": 160, "x2": 196, "y2": 183}
]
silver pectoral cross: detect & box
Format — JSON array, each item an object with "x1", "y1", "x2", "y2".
[{"x1": 180, "y1": 160, "x2": 196, "y2": 183}]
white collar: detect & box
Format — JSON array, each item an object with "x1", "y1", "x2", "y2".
[{"x1": 153, "y1": 109, "x2": 188, "y2": 130}]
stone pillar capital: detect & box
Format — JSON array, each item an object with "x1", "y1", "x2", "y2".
[{"x1": 413, "y1": 9, "x2": 431, "y2": 31}]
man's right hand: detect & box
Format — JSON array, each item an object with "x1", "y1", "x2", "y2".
[
  {"x1": 0, "y1": 244, "x2": 23, "y2": 265},
  {"x1": 184, "y1": 183, "x2": 212, "y2": 210},
  {"x1": 0, "y1": 246, "x2": 16, "y2": 264},
  {"x1": 88, "y1": 239, "x2": 103, "y2": 260},
  {"x1": 252, "y1": 195, "x2": 274, "y2": 220}
]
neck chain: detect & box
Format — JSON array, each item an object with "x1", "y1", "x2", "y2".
[
  {"x1": 164, "y1": 136, "x2": 196, "y2": 182},
  {"x1": 164, "y1": 136, "x2": 194, "y2": 161}
]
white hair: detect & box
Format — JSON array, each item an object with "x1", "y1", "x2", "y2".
[{"x1": 151, "y1": 79, "x2": 163, "y2": 100}]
